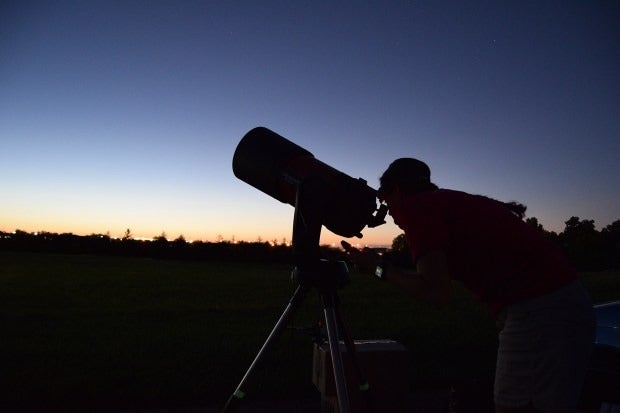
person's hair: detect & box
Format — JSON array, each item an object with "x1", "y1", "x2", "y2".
[{"x1": 378, "y1": 157, "x2": 527, "y2": 219}]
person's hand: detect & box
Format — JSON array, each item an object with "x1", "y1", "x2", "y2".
[{"x1": 341, "y1": 240, "x2": 381, "y2": 274}]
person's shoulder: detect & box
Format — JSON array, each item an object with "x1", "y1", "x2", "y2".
[
  {"x1": 425, "y1": 189, "x2": 507, "y2": 215},
  {"x1": 418, "y1": 188, "x2": 469, "y2": 201},
  {"x1": 435, "y1": 189, "x2": 498, "y2": 205}
]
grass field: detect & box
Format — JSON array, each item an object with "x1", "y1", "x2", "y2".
[{"x1": 1, "y1": 251, "x2": 619, "y2": 410}]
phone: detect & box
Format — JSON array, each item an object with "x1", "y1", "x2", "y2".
[{"x1": 374, "y1": 265, "x2": 385, "y2": 279}]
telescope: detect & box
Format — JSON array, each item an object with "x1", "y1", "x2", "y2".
[
  {"x1": 232, "y1": 126, "x2": 387, "y2": 243},
  {"x1": 224, "y1": 127, "x2": 386, "y2": 413}
]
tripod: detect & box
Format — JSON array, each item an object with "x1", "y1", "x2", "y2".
[
  {"x1": 222, "y1": 260, "x2": 373, "y2": 413},
  {"x1": 223, "y1": 179, "x2": 373, "y2": 413}
]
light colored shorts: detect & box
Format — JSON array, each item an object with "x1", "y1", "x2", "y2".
[{"x1": 494, "y1": 279, "x2": 596, "y2": 413}]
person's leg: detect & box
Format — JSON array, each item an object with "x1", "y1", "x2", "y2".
[
  {"x1": 495, "y1": 281, "x2": 595, "y2": 413},
  {"x1": 530, "y1": 282, "x2": 595, "y2": 413},
  {"x1": 494, "y1": 307, "x2": 537, "y2": 411}
]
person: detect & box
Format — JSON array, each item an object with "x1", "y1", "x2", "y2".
[{"x1": 344, "y1": 158, "x2": 596, "y2": 413}]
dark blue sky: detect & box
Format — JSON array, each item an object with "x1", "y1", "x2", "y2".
[{"x1": 1, "y1": 1, "x2": 618, "y2": 245}]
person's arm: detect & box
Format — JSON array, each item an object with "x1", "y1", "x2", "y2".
[
  {"x1": 384, "y1": 250, "x2": 452, "y2": 308},
  {"x1": 342, "y1": 241, "x2": 452, "y2": 308}
]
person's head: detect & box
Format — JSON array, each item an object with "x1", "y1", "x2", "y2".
[
  {"x1": 377, "y1": 158, "x2": 438, "y2": 226},
  {"x1": 378, "y1": 158, "x2": 437, "y2": 199}
]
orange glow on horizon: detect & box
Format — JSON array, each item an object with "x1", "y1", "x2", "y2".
[{"x1": 0, "y1": 221, "x2": 399, "y2": 247}]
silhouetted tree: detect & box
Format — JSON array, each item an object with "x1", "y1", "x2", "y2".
[
  {"x1": 559, "y1": 217, "x2": 605, "y2": 271},
  {"x1": 525, "y1": 217, "x2": 544, "y2": 232},
  {"x1": 391, "y1": 233, "x2": 407, "y2": 252},
  {"x1": 601, "y1": 220, "x2": 620, "y2": 269},
  {"x1": 150, "y1": 232, "x2": 169, "y2": 259},
  {"x1": 173, "y1": 235, "x2": 186, "y2": 245},
  {"x1": 525, "y1": 216, "x2": 559, "y2": 243},
  {"x1": 389, "y1": 233, "x2": 412, "y2": 267},
  {"x1": 122, "y1": 228, "x2": 133, "y2": 241},
  {"x1": 153, "y1": 232, "x2": 168, "y2": 243}
]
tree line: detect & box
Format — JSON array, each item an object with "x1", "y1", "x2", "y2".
[
  {"x1": 1, "y1": 215, "x2": 619, "y2": 271},
  {"x1": 531, "y1": 216, "x2": 619, "y2": 271},
  {"x1": 0, "y1": 229, "x2": 339, "y2": 264}
]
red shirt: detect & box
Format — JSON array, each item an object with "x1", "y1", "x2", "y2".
[{"x1": 392, "y1": 189, "x2": 577, "y2": 314}]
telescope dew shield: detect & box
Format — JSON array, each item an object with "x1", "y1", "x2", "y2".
[{"x1": 232, "y1": 127, "x2": 380, "y2": 238}]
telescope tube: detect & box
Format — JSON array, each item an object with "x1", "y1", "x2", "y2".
[{"x1": 232, "y1": 127, "x2": 380, "y2": 238}]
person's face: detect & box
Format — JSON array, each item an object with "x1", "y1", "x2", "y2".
[{"x1": 381, "y1": 187, "x2": 405, "y2": 229}]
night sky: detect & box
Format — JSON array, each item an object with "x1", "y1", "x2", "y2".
[{"x1": 1, "y1": 1, "x2": 618, "y2": 246}]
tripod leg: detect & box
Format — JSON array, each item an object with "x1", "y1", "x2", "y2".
[
  {"x1": 223, "y1": 285, "x2": 309, "y2": 413},
  {"x1": 322, "y1": 290, "x2": 351, "y2": 413},
  {"x1": 335, "y1": 300, "x2": 375, "y2": 412}
]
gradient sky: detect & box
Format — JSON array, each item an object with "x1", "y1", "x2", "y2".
[{"x1": 1, "y1": 1, "x2": 619, "y2": 247}]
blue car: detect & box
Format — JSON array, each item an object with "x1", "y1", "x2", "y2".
[{"x1": 580, "y1": 300, "x2": 620, "y2": 412}]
